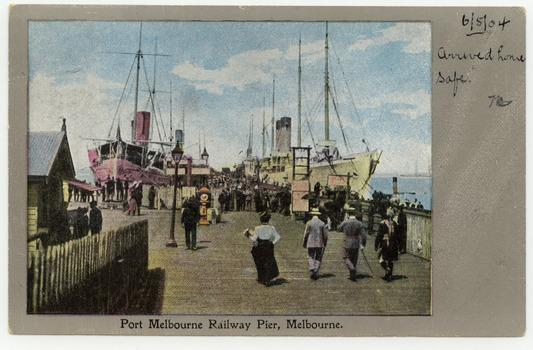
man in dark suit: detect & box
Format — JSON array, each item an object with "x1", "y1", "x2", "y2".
[
  {"x1": 89, "y1": 201, "x2": 103, "y2": 235},
  {"x1": 181, "y1": 197, "x2": 201, "y2": 250},
  {"x1": 375, "y1": 208, "x2": 400, "y2": 282}
]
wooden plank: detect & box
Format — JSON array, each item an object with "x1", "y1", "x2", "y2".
[
  {"x1": 38, "y1": 248, "x2": 45, "y2": 310},
  {"x1": 27, "y1": 207, "x2": 38, "y2": 237},
  {"x1": 67, "y1": 240, "x2": 73, "y2": 292},
  {"x1": 50, "y1": 246, "x2": 57, "y2": 304}
]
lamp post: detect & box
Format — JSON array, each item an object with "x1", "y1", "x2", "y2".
[
  {"x1": 167, "y1": 141, "x2": 184, "y2": 247},
  {"x1": 201, "y1": 146, "x2": 209, "y2": 165},
  {"x1": 201, "y1": 147, "x2": 209, "y2": 186}
]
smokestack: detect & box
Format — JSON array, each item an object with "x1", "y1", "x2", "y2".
[
  {"x1": 135, "y1": 111, "x2": 151, "y2": 146},
  {"x1": 275, "y1": 117, "x2": 291, "y2": 154},
  {"x1": 175, "y1": 129, "x2": 184, "y2": 146},
  {"x1": 393, "y1": 176, "x2": 399, "y2": 196}
]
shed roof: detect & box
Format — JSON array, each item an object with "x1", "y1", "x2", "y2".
[{"x1": 28, "y1": 131, "x2": 67, "y2": 177}]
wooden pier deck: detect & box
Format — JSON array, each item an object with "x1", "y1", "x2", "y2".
[{"x1": 101, "y1": 207, "x2": 431, "y2": 315}]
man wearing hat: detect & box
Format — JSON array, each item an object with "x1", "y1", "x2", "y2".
[
  {"x1": 338, "y1": 207, "x2": 366, "y2": 281},
  {"x1": 303, "y1": 208, "x2": 329, "y2": 280},
  {"x1": 73, "y1": 207, "x2": 89, "y2": 239},
  {"x1": 375, "y1": 208, "x2": 400, "y2": 282},
  {"x1": 89, "y1": 201, "x2": 103, "y2": 235}
]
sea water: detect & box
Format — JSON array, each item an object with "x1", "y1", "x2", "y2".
[{"x1": 369, "y1": 176, "x2": 432, "y2": 211}]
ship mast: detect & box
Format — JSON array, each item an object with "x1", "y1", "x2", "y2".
[
  {"x1": 324, "y1": 22, "x2": 330, "y2": 141},
  {"x1": 247, "y1": 114, "x2": 253, "y2": 158},
  {"x1": 132, "y1": 22, "x2": 142, "y2": 143},
  {"x1": 298, "y1": 35, "x2": 302, "y2": 147},
  {"x1": 262, "y1": 96, "x2": 266, "y2": 158},
  {"x1": 169, "y1": 80, "x2": 173, "y2": 142},
  {"x1": 271, "y1": 75, "x2": 275, "y2": 155}
]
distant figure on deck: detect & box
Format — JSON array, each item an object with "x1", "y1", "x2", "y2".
[
  {"x1": 303, "y1": 208, "x2": 329, "y2": 280},
  {"x1": 123, "y1": 181, "x2": 129, "y2": 201},
  {"x1": 245, "y1": 212, "x2": 281, "y2": 286},
  {"x1": 116, "y1": 179, "x2": 123, "y2": 201},
  {"x1": 314, "y1": 182, "x2": 321, "y2": 199},
  {"x1": 49, "y1": 201, "x2": 71, "y2": 245},
  {"x1": 89, "y1": 200, "x2": 103, "y2": 235},
  {"x1": 338, "y1": 207, "x2": 366, "y2": 281},
  {"x1": 375, "y1": 208, "x2": 400, "y2": 282},
  {"x1": 106, "y1": 176, "x2": 114, "y2": 201},
  {"x1": 148, "y1": 186, "x2": 156, "y2": 209},
  {"x1": 127, "y1": 181, "x2": 140, "y2": 216},
  {"x1": 73, "y1": 207, "x2": 89, "y2": 239},
  {"x1": 181, "y1": 197, "x2": 201, "y2": 250},
  {"x1": 254, "y1": 189, "x2": 263, "y2": 212},
  {"x1": 397, "y1": 206, "x2": 407, "y2": 254},
  {"x1": 133, "y1": 183, "x2": 143, "y2": 215}
]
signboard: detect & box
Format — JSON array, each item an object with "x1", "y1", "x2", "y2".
[
  {"x1": 292, "y1": 180, "x2": 309, "y2": 212},
  {"x1": 328, "y1": 175, "x2": 349, "y2": 187}
]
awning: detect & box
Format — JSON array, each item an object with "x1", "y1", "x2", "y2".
[{"x1": 68, "y1": 179, "x2": 102, "y2": 192}]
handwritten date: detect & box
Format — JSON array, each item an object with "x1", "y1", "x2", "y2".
[{"x1": 462, "y1": 13, "x2": 510, "y2": 36}]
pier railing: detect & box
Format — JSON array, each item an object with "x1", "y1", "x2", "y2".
[
  {"x1": 404, "y1": 209, "x2": 432, "y2": 260},
  {"x1": 27, "y1": 220, "x2": 149, "y2": 313},
  {"x1": 360, "y1": 201, "x2": 431, "y2": 260}
]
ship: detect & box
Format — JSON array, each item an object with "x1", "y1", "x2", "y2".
[
  {"x1": 251, "y1": 24, "x2": 382, "y2": 197},
  {"x1": 87, "y1": 24, "x2": 210, "y2": 189}
]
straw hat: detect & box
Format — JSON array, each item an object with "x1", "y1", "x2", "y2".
[
  {"x1": 309, "y1": 208, "x2": 321, "y2": 216},
  {"x1": 346, "y1": 207, "x2": 357, "y2": 215}
]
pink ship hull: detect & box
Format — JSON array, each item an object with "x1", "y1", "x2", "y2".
[{"x1": 91, "y1": 158, "x2": 172, "y2": 186}]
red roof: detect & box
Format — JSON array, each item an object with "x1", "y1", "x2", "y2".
[{"x1": 68, "y1": 179, "x2": 102, "y2": 192}]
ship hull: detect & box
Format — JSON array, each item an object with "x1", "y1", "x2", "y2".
[
  {"x1": 260, "y1": 150, "x2": 381, "y2": 197},
  {"x1": 90, "y1": 158, "x2": 172, "y2": 186}
]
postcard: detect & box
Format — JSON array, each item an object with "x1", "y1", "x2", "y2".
[{"x1": 8, "y1": 5, "x2": 525, "y2": 336}]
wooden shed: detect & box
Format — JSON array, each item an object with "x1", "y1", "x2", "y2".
[{"x1": 28, "y1": 120, "x2": 75, "y2": 247}]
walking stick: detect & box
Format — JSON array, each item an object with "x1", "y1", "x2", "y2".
[{"x1": 361, "y1": 248, "x2": 374, "y2": 277}]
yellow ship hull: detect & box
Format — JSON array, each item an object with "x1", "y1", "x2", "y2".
[{"x1": 259, "y1": 149, "x2": 382, "y2": 198}]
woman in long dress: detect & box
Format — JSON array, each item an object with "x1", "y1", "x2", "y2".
[{"x1": 245, "y1": 212, "x2": 281, "y2": 286}]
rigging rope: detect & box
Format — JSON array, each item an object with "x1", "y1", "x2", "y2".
[
  {"x1": 140, "y1": 56, "x2": 165, "y2": 152},
  {"x1": 107, "y1": 55, "x2": 137, "y2": 139},
  {"x1": 301, "y1": 83, "x2": 323, "y2": 150},
  {"x1": 329, "y1": 66, "x2": 352, "y2": 153},
  {"x1": 331, "y1": 42, "x2": 370, "y2": 149}
]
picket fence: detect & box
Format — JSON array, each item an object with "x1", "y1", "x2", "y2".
[{"x1": 27, "y1": 220, "x2": 148, "y2": 313}]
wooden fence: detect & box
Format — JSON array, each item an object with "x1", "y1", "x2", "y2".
[
  {"x1": 404, "y1": 209, "x2": 432, "y2": 260},
  {"x1": 27, "y1": 220, "x2": 149, "y2": 314}
]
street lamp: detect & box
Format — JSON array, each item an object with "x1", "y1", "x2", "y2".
[
  {"x1": 201, "y1": 147, "x2": 209, "y2": 165},
  {"x1": 167, "y1": 141, "x2": 184, "y2": 247},
  {"x1": 201, "y1": 147, "x2": 210, "y2": 186}
]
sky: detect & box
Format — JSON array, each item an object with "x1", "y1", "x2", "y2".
[{"x1": 28, "y1": 21, "x2": 431, "y2": 176}]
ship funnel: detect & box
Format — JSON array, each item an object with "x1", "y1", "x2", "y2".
[
  {"x1": 175, "y1": 129, "x2": 184, "y2": 146},
  {"x1": 135, "y1": 111, "x2": 151, "y2": 146},
  {"x1": 393, "y1": 176, "x2": 399, "y2": 195},
  {"x1": 275, "y1": 117, "x2": 291, "y2": 154}
]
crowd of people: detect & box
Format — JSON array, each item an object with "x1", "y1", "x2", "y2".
[
  {"x1": 71, "y1": 200, "x2": 103, "y2": 239},
  {"x1": 242, "y1": 189, "x2": 410, "y2": 286},
  {"x1": 95, "y1": 176, "x2": 131, "y2": 203},
  {"x1": 65, "y1": 171, "x2": 411, "y2": 285},
  {"x1": 212, "y1": 174, "x2": 292, "y2": 216},
  {"x1": 67, "y1": 185, "x2": 96, "y2": 203}
]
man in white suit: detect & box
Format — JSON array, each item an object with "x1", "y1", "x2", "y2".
[{"x1": 303, "y1": 208, "x2": 329, "y2": 280}]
